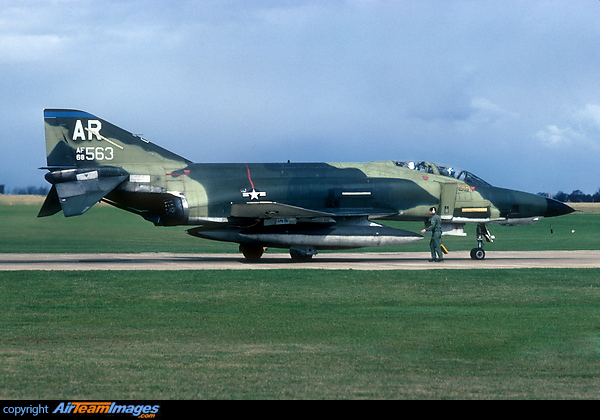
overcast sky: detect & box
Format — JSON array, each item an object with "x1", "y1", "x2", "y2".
[{"x1": 1, "y1": 0, "x2": 600, "y2": 195}]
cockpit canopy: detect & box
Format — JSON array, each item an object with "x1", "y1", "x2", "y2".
[{"x1": 394, "y1": 161, "x2": 491, "y2": 187}]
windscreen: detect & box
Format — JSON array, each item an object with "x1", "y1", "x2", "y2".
[{"x1": 394, "y1": 161, "x2": 491, "y2": 187}]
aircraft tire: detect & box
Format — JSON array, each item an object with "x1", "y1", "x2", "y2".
[
  {"x1": 290, "y1": 253, "x2": 314, "y2": 262},
  {"x1": 240, "y1": 244, "x2": 264, "y2": 262},
  {"x1": 470, "y1": 248, "x2": 485, "y2": 260}
]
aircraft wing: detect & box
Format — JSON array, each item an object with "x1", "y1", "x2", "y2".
[
  {"x1": 230, "y1": 201, "x2": 397, "y2": 220},
  {"x1": 230, "y1": 202, "x2": 335, "y2": 219}
]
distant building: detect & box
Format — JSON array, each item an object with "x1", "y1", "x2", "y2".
[{"x1": 0, "y1": 185, "x2": 4, "y2": 194}]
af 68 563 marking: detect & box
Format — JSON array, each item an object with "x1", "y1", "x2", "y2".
[{"x1": 75, "y1": 146, "x2": 114, "y2": 161}]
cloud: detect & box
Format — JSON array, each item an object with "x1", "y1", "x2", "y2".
[
  {"x1": 574, "y1": 103, "x2": 600, "y2": 131},
  {"x1": 2, "y1": 0, "x2": 600, "y2": 194},
  {"x1": 0, "y1": 33, "x2": 62, "y2": 62},
  {"x1": 535, "y1": 125, "x2": 580, "y2": 148},
  {"x1": 535, "y1": 104, "x2": 600, "y2": 149},
  {"x1": 451, "y1": 97, "x2": 520, "y2": 132}
]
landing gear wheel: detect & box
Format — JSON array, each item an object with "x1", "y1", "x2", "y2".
[
  {"x1": 470, "y1": 248, "x2": 485, "y2": 260},
  {"x1": 240, "y1": 244, "x2": 264, "y2": 262},
  {"x1": 471, "y1": 224, "x2": 491, "y2": 260},
  {"x1": 290, "y1": 254, "x2": 312, "y2": 262},
  {"x1": 290, "y1": 253, "x2": 313, "y2": 263},
  {"x1": 289, "y1": 247, "x2": 316, "y2": 262}
]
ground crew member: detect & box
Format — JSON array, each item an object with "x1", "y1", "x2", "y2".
[{"x1": 421, "y1": 207, "x2": 443, "y2": 262}]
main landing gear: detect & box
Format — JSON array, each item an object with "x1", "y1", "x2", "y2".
[
  {"x1": 289, "y1": 246, "x2": 317, "y2": 262},
  {"x1": 470, "y1": 223, "x2": 494, "y2": 260},
  {"x1": 239, "y1": 244, "x2": 264, "y2": 262},
  {"x1": 239, "y1": 244, "x2": 317, "y2": 262}
]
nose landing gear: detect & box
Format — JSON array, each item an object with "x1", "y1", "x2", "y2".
[{"x1": 470, "y1": 223, "x2": 494, "y2": 260}]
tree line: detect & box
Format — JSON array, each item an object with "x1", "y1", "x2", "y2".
[
  {"x1": 0, "y1": 185, "x2": 49, "y2": 196},
  {"x1": 545, "y1": 189, "x2": 600, "y2": 203}
]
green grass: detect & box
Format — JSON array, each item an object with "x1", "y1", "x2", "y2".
[
  {"x1": 0, "y1": 204, "x2": 237, "y2": 253},
  {"x1": 1, "y1": 203, "x2": 599, "y2": 399},
  {"x1": 2, "y1": 269, "x2": 599, "y2": 399},
  {"x1": 1, "y1": 203, "x2": 598, "y2": 253}
]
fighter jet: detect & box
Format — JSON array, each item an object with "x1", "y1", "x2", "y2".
[{"x1": 39, "y1": 109, "x2": 574, "y2": 261}]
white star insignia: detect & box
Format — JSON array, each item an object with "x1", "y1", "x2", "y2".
[{"x1": 242, "y1": 188, "x2": 267, "y2": 201}]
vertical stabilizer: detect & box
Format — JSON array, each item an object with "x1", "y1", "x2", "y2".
[
  {"x1": 43, "y1": 109, "x2": 190, "y2": 168},
  {"x1": 40, "y1": 109, "x2": 190, "y2": 217}
]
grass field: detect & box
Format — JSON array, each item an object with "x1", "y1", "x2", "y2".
[
  {"x1": 1, "y1": 198, "x2": 599, "y2": 399},
  {"x1": 1, "y1": 199, "x2": 599, "y2": 253},
  {"x1": 2, "y1": 269, "x2": 599, "y2": 399}
]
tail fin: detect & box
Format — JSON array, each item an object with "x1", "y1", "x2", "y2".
[
  {"x1": 40, "y1": 109, "x2": 190, "y2": 217},
  {"x1": 43, "y1": 109, "x2": 190, "y2": 168}
]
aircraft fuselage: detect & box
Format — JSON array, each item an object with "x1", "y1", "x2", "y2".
[{"x1": 103, "y1": 160, "x2": 570, "y2": 228}]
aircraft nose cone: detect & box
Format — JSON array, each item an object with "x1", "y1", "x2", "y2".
[{"x1": 545, "y1": 198, "x2": 575, "y2": 218}]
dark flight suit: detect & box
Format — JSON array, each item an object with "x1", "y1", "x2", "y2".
[{"x1": 426, "y1": 213, "x2": 443, "y2": 261}]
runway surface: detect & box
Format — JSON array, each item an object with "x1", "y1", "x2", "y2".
[{"x1": 1, "y1": 250, "x2": 599, "y2": 270}]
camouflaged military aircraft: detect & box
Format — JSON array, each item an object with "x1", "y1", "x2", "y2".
[{"x1": 39, "y1": 109, "x2": 574, "y2": 261}]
